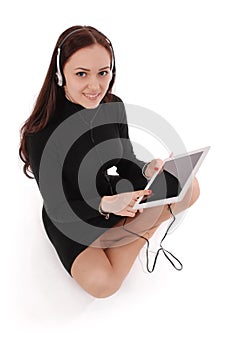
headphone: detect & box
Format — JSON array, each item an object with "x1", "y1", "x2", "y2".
[{"x1": 55, "y1": 27, "x2": 115, "y2": 87}]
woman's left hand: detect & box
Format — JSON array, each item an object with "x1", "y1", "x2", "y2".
[{"x1": 144, "y1": 158, "x2": 164, "y2": 179}]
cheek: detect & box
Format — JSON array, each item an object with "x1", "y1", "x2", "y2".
[
  {"x1": 102, "y1": 75, "x2": 112, "y2": 88},
  {"x1": 66, "y1": 77, "x2": 82, "y2": 91}
]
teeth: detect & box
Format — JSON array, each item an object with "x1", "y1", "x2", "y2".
[{"x1": 84, "y1": 93, "x2": 99, "y2": 99}]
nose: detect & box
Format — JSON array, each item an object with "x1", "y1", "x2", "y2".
[{"x1": 87, "y1": 75, "x2": 100, "y2": 91}]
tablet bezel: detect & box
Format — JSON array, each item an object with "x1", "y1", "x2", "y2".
[{"x1": 133, "y1": 146, "x2": 210, "y2": 209}]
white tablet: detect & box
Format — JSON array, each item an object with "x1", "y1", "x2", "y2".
[{"x1": 133, "y1": 146, "x2": 210, "y2": 209}]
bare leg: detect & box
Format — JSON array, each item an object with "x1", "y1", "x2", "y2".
[
  {"x1": 71, "y1": 178, "x2": 200, "y2": 298},
  {"x1": 91, "y1": 177, "x2": 200, "y2": 249},
  {"x1": 70, "y1": 224, "x2": 159, "y2": 298}
]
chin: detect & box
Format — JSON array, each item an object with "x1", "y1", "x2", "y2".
[
  {"x1": 84, "y1": 102, "x2": 100, "y2": 109},
  {"x1": 83, "y1": 98, "x2": 103, "y2": 109}
]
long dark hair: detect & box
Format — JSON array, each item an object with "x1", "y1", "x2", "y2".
[{"x1": 19, "y1": 25, "x2": 116, "y2": 178}]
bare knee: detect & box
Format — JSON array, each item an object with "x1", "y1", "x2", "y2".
[
  {"x1": 72, "y1": 268, "x2": 121, "y2": 298},
  {"x1": 172, "y1": 177, "x2": 200, "y2": 216},
  {"x1": 88, "y1": 271, "x2": 121, "y2": 298},
  {"x1": 188, "y1": 177, "x2": 200, "y2": 207}
]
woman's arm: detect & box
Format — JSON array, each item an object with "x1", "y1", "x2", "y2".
[
  {"x1": 114, "y1": 100, "x2": 148, "y2": 189},
  {"x1": 113, "y1": 97, "x2": 164, "y2": 183}
]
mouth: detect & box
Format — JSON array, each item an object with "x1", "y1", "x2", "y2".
[{"x1": 83, "y1": 93, "x2": 101, "y2": 101}]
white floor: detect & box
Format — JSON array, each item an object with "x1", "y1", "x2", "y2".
[
  {"x1": 2, "y1": 1, "x2": 234, "y2": 349},
  {"x1": 6, "y1": 153, "x2": 233, "y2": 349}
]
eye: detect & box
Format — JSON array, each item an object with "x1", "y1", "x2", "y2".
[
  {"x1": 99, "y1": 71, "x2": 109, "y2": 77},
  {"x1": 76, "y1": 72, "x2": 86, "y2": 77}
]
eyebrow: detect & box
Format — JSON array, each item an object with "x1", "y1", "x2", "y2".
[{"x1": 74, "y1": 66, "x2": 110, "y2": 71}]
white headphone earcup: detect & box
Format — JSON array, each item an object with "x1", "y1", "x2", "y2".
[{"x1": 56, "y1": 71, "x2": 63, "y2": 87}]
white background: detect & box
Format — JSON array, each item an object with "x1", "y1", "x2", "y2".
[{"x1": 2, "y1": 0, "x2": 233, "y2": 349}]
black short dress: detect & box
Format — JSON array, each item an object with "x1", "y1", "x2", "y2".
[{"x1": 27, "y1": 93, "x2": 179, "y2": 275}]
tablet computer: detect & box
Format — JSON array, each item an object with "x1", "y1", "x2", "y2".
[{"x1": 133, "y1": 146, "x2": 210, "y2": 209}]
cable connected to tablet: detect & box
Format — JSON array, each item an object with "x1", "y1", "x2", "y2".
[{"x1": 122, "y1": 204, "x2": 183, "y2": 272}]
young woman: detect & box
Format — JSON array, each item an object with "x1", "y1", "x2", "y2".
[{"x1": 19, "y1": 25, "x2": 200, "y2": 298}]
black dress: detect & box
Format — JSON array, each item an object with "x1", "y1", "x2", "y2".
[{"x1": 27, "y1": 94, "x2": 148, "y2": 275}]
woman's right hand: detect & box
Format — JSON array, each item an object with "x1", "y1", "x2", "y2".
[{"x1": 100, "y1": 189, "x2": 152, "y2": 217}]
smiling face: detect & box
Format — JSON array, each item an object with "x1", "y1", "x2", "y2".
[{"x1": 63, "y1": 44, "x2": 112, "y2": 109}]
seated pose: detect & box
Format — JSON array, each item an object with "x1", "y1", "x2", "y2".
[{"x1": 19, "y1": 25, "x2": 200, "y2": 298}]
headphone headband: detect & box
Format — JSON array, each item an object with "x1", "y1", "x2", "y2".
[{"x1": 58, "y1": 28, "x2": 85, "y2": 48}]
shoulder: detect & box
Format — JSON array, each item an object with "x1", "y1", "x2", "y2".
[
  {"x1": 26, "y1": 122, "x2": 56, "y2": 161},
  {"x1": 108, "y1": 93, "x2": 123, "y2": 103}
]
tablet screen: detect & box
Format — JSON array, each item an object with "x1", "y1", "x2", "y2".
[{"x1": 139, "y1": 151, "x2": 203, "y2": 204}]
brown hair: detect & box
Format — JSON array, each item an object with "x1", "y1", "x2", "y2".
[{"x1": 19, "y1": 25, "x2": 116, "y2": 178}]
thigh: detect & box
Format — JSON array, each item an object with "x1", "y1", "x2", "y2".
[
  {"x1": 91, "y1": 177, "x2": 199, "y2": 249},
  {"x1": 70, "y1": 246, "x2": 117, "y2": 296},
  {"x1": 90, "y1": 204, "x2": 169, "y2": 249},
  {"x1": 71, "y1": 246, "x2": 111, "y2": 282}
]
